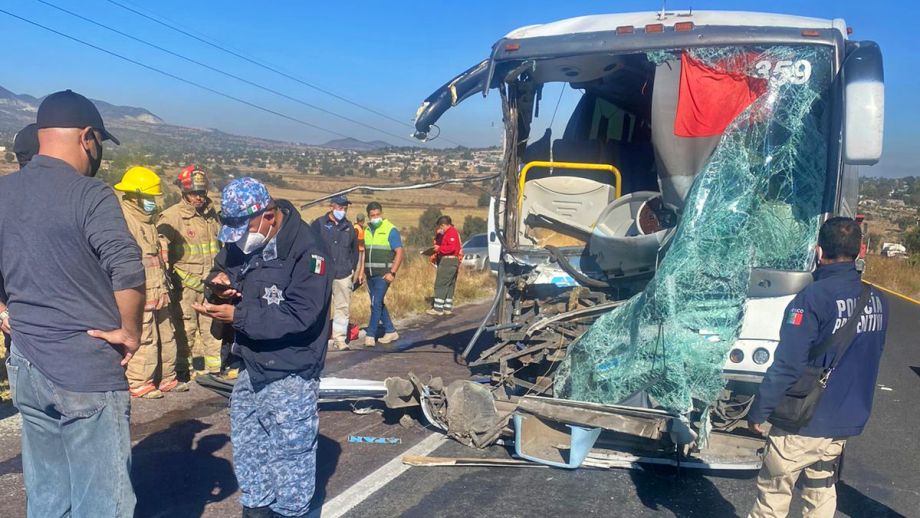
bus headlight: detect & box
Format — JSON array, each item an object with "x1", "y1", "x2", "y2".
[
  {"x1": 729, "y1": 349, "x2": 744, "y2": 363},
  {"x1": 753, "y1": 348, "x2": 771, "y2": 365}
]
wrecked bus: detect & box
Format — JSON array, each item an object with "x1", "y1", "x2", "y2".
[{"x1": 402, "y1": 11, "x2": 884, "y2": 468}]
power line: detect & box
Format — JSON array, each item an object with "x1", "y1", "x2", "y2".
[
  {"x1": 104, "y1": 0, "x2": 463, "y2": 146},
  {"x1": 35, "y1": 0, "x2": 418, "y2": 145},
  {"x1": 0, "y1": 7, "x2": 355, "y2": 139},
  {"x1": 300, "y1": 173, "x2": 501, "y2": 209}
]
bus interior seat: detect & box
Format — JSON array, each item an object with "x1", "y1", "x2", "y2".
[{"x1": 650, "y1": 58, "x2": 720, "y2": 209}]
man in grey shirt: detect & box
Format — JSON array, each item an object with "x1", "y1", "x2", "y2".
[{"x1": 0, "y1": 90, "x2": 145, "y2": 517}]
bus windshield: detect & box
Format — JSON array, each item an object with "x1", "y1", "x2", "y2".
[{"x1": 552, "y1": 44, "x2": 837, "y2": 417}]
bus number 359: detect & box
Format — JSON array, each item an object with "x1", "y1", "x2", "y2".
[{"x1": 754, "y1": 59, "x2": 812, "y2": 85}]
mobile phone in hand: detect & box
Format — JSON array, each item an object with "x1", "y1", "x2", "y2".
[{"x1": 205, "y1": 280, "x2": 233, "y2": 293}]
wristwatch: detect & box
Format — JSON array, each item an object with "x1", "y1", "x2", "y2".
[{"x1": 0, "y1": 309, "x2": 9, "y2": 322}]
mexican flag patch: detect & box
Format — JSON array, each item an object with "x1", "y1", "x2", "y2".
[
  {"x1": 310, "y1": 254, "x2": 326, "y2": 275},
  {"x1": 786, "y1": 308, "x2": 804, "y2": 326}
]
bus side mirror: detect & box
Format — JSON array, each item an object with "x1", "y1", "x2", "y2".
[{"x1": 843, "y1": 41, "x2": 884, "y2": 165}]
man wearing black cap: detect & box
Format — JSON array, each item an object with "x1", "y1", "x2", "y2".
[
  {"x1": 12, "y1": 122, "x2": 39, "y2": 167},
  {"x1": 311, "y1": 194, "x2": 362, "y2": 349},
  {"x1": 0, "y1": 90, "x2": 144, "y2": 517},
  {"x1": 1, "y1": 123, "x2": 40, "y2": 351}
]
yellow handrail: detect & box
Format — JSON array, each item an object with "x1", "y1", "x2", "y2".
[{"x1": 517, "y1": 160, "x2": 622, "y2": 210}]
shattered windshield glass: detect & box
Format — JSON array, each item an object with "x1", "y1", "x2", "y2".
[{"x1": 555, "y1": 45, "x2": 834, "y2": 422}]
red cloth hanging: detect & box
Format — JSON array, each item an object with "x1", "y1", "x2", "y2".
[{"x1": 674, "y1": 52, "x2": 768, "y2": 137}]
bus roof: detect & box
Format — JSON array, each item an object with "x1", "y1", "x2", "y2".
[{"x1": 504, "y1": 11, "x2": 848, "y2": 40}]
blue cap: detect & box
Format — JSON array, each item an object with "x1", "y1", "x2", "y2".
[
  {"x1": 331, "y1": 194, "x2": 350, "y2": 206},
  {"x1": 219, "y1": 177, "x2": 272, "y2": 243}
]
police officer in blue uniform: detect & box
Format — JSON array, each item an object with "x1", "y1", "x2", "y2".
[
  {"x1": 747, "y1": 217, "x2": 889, "y2": 518},
  {"x1": 193, "y1": 177, "x2": 331, "y2": 518}
]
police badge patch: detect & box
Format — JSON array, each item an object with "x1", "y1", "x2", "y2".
[{"x1": 263, "y1": 285, "x2": 285, "y2": 305}]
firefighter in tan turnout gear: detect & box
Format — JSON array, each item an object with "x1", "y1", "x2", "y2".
[
  {"x1": 115, "y1": 166, "x2": 189, "y2": 398},
  {"x1": 157, "y1": 165, "x2": 223, "y2": 377}
]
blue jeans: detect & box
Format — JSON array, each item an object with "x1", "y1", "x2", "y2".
[
  {"x1": 231, "y1": 369, "x2": 319, "y2": 516},
  {"x1": 6, "y1": 345, "x2": 135, "y2": 518},
  {"x1": 366, "y1": 275, "x2": 396, "y2": 338}
]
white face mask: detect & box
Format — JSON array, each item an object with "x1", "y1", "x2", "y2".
[
  {"x1": 238, "y1": 215, "x2": 269, "y2": 254},
  {"x1": 369, "y1": 217, "x2": 383, "y2": 227},
  {"x1": 141, "y1": 199, "x2": 157, "y2": 214}
]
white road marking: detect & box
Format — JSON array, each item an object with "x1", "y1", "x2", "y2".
[{"x1": 313, "y1": 432, "x2": 448, "y2": 518}]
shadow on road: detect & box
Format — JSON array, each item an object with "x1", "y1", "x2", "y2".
[
  {"x1": 311, "y1": 434, "x2": 342, "y2": 512},
  {"x1": 629, "y1": 466, "x2": 749, "y2": 517},
  {"x1": 0, "y1": 402, "x2": 17, "y2": 420},
  {"x1": 836, "y1": 481, "x2": 907, "y2": 517},
  {"x1": 132, "y1": 420, "x2": 236, "y2": 517}
]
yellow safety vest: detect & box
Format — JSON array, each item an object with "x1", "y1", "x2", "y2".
[{"x1": 365, "y1": 219, "x2": 397, "y2": 277}]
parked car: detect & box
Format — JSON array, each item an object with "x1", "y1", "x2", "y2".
[{"x1": 461, "y1": 233, "x2": 489, "y2": 270}]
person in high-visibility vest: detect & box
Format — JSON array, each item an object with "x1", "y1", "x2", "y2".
[
  {"x1": 157, "y1": 165, "x2": 223, "y2": 377},
  {"x1": 115, "y1": 166, "x2": 188, "y2": 398},
  {"x1": 363, "y1": 202, "x2": 404, "y2": 347}
]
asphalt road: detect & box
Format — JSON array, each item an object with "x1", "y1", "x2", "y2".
[
  {"x1": 0, "y1": 297, "x2": 917, "y2": 517},
  {"x1": 341, "y1": 297, "x2": 919, "y2": 518}
]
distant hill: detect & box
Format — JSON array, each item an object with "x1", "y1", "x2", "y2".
[
  {"x1": 0, "y1": 84, "x2": 311, "y2": 154},
  {"x1": 0, "y1": 84, "x2": 405, "y2": 154},
  {"x1": 320, "y1": 137, "x2": 392, "y2": 151},
  {"x1": 0, "y1": 86, "x2": 164, "y2": 128}
]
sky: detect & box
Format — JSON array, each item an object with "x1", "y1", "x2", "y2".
[{"x1": 0, "y1": 0, "x2": 916, "y2": 177}]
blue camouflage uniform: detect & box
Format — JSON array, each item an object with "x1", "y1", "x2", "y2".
[{"x1": 210, "y1": 178, "x2": 332, "y2": 517}]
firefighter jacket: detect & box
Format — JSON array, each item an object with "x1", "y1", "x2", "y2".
[
  {"x1": 157, "y1": 198, "x2": 221, "y2": 292},
  {"x1": 120, "y1": 198, "x2": 169, "y2": 308}
]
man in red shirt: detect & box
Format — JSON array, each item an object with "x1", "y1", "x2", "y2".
[{"x1": 427, "y1": 216, "x2": 462, "y2": 316}]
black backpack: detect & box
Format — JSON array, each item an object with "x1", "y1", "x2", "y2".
[{"x1": 768, "y1": 286, "x2": 872, "y2": 432}]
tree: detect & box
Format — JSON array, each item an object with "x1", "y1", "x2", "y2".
[
  {"x1": 896, "y1": 216, "x2": 916, "y2": 231},
  {"x1": 904, "y1": 226, "x2": 920, "y2": 254},
  {"x1": 418, "y1": 207, "x2": 443, "y2": 233},
  {"x1": 461, "y1": 215, "x2": 487, "y2": 240},
  {"x1": 404, "y1": 207, "x2": 443, "y2": 247},
  {"x1": 477, "y1": 192, "x2": 491, "y2": 207}
]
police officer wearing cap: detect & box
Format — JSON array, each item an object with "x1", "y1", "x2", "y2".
[
  {"x1": 310, "y1": 194, "x2": 363, "y2": 350},
  {"x1": 193, "y1": 177, "x2": 331, "y2": 518}
]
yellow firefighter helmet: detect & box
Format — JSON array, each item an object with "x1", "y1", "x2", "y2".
[{"x1": 115, "y1": 166, "x2": 163, "y2": 196}]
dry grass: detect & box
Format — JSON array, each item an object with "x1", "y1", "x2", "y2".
[
  {"x1": 348, "y1": 254, "x2": 495, "y2": 326},
  {"x1": 863, "y1": 254, "x2": 920, "y2": 300},
  {"x1": 268, "y1": 175, "x2": 488, "y2": 230}
]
